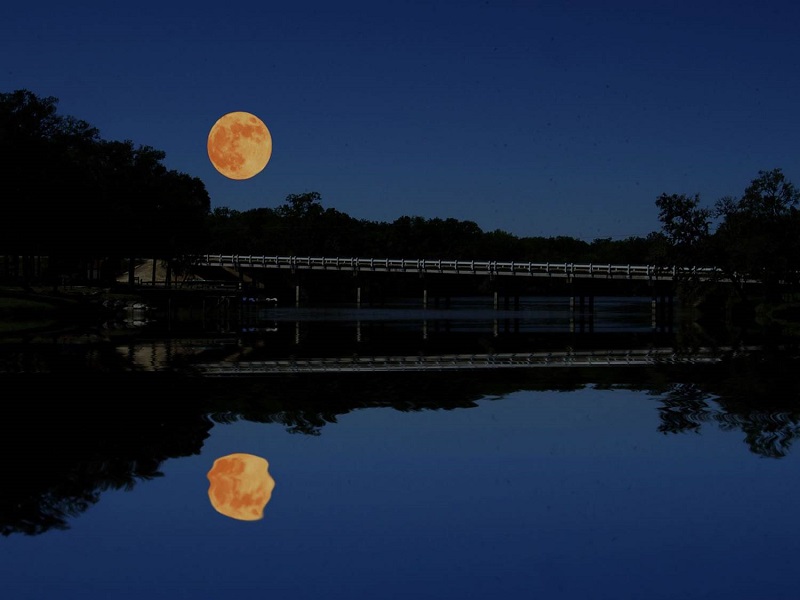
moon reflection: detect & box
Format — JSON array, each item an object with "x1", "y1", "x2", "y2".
[{"x1": 207, "y1": 453, "x2": 275, "y2": 521}]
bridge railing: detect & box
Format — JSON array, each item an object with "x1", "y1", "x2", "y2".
[{"x1": 196, "y1": 254, "x2": 726, "y2": 281}]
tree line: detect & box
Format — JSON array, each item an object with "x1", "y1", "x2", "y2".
[
  {"x1": 2, "y1": 89, "x2": 798, "y2": 305},
  {"x1": 205, "y1": 191, "x2": 662, "y2": 263},
  {"x1": 1, "y1": 90, "x2": 210, "y2": 284}
]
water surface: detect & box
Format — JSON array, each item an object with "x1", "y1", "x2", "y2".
[{"x1": 1, "y1": 298, "x2": 798, "y2": 599}]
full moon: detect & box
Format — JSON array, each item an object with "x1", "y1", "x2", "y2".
[
  {"x1": 207, "y1": 111, "x2": 272, "y2": 180},
  {"x1": 207, "y1": 453, "x2": 276, "y2": 521}
]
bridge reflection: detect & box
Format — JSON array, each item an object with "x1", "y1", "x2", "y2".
[
  {"x1": 113, "y1": 321, "x2": 749, "y2": 375},
  {"x1": 192, "y1": 347, "x2": 737, "y2": 375}
]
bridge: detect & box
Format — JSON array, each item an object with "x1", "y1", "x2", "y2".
[
  {"x1": 126, "y1": 253, "x2": 747, "y2": 322},
  {"x1": 195, "y1": 254, "x2": 724, "y2": 282},
  {"x1": 182, "y1": 254, "x2": 737, "y2": 317}
]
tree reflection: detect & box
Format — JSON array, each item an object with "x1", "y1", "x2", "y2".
[
  {"x1": 1, "y1": 455, "x2": 164, "y2": 536},
  {"x1": 203, "y1": 373, "x2": 506, "y2": 436},
  {"x1": 654, "y1": 352, "x2": 800, "y2": 458},
  {"x1": 2, "y1": 351, "x2": 800, "y2": 536},
  {"x1": 741, "y1": 415, "x2": 800, "y2": 458},
  {"x1": 658, "y1": 383, "x2": 710, "y2": 435},
  {"x1": 0, "y1": 375, "x2": 212, "y2": 536}
]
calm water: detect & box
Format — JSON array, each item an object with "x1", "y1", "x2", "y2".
[{"x1": 2, "y1": 297, "x2": 799, "y2": 599}]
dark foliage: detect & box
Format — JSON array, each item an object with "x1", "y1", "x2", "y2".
[
  {"x1": 655, "y1": 168, "x2": 800, "y2": 303},
  {"x1": 1, "y1": 90, "x2": 210, "y2": 284},
  {"x1": 205, "y1": 192, "x2": 661, "y2": 264}
]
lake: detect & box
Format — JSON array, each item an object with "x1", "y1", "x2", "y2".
[{"x1": 1, "y1": 296, "x2": 799, "y2": 599}]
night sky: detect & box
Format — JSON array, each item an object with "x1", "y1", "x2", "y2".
[{"x1": 3, "y1": 0, "x2": 799, "y2": 241}]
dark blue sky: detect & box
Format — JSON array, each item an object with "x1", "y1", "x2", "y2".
[{"x1": 3, "y1": 1, "x2": 799, "y2": 240}]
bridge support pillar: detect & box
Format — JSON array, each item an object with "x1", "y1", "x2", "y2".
[
  {"x1": 569, "y1": 283, "x2": 594, "y2": 333},
  {"x1": 650, "y1": 283, "x2": 674, "y2": 331},
  {"x1": 165, "y1": 260, "x2": 172, "y2": 289},
  {"x1": 295, "y1": 284, "x2": 301, "y2": 307},
  {"x1": 651, "y1": 295, "x2": 674, "y2": 331},
  {"x1": 651, "y1": 297, "x2": 657, "y2": 329},
  {"x1": 356, "y1": 286, "x2": 361, "y2": 308},
  {"x1": 499, "y1": 291, "x2": 520, "y2": 310}
]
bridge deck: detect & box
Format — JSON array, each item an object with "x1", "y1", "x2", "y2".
[{"x1": 195, "y1": 254, "x2": 726, "y2": 282}]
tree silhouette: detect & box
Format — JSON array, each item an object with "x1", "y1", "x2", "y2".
[
  {"x1": 655, "y1": 168, "x2": 800, "y2": 306},
  {"x1": 714, "y1": 169, "x2": 800, "y2": 299},
  {"x1": 0, "y1": 89, "x2": 210, "y2": 286}
]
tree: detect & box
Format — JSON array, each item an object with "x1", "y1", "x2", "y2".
[
  {"x1": 654, "y1": 193, "x2": 713, "y2": 272},
  {"x1": 655, "y1": 169, "x2": 800, "y2": 306},
  {"x1": 0, "y1": 89, "x2": 211, "y2": 286},
  {"x1": 277, "y1": 191, "x2": 324, "y2": 219},
  {"x1": 714, "y1": 168, "x2": 800, "y2": 298},
  {"x1": 1, "y1": 90, "x2": 103, "y2": 284},
  {"x1": 1, "y1": 91, "x2": 99, "y2": 249}
]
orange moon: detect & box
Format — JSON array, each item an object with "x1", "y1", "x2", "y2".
[
  {"x1": 207, "y1": 453, "x2": 276, "y2": 521},
  {"x1": 207, "y1": 111, "x2": 272, "y2": 180}
]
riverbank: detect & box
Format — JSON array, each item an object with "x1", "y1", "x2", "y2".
[{"x1": 0, "y1": 285, "x2": 143, "y2": 334}]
